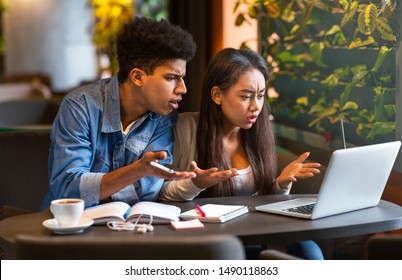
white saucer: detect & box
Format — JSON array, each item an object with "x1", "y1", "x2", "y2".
[{"x1": 42, "y1": 218, "x2": 94, "y2": 235}]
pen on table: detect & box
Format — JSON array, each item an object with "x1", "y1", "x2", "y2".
[
  {"x1": 195, "y1": 205, "x2": 206, "y2": 217},
  {"x1": 150, "y1": 161, "x2": 175, "y2": 174}
]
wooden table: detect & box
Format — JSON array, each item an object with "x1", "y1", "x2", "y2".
[{"x1": 1, "y1": 195, "x2": 402, "y2": 259}]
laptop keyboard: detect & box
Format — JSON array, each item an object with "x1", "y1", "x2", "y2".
[{"x1": 284, "y1": 203, "x2": 316, "y2": 215}]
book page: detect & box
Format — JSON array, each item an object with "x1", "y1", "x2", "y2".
[
  {"x1": 82, "y1": 201, "x2": 130, "y2": 224},
  {"x1": 127, "y1": 201, "x2": 181, "y2": 224}
]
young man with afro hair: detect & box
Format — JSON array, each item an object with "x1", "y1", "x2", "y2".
[{"x1": 41, "y1": 17, "x2": 197, "y2": 210}]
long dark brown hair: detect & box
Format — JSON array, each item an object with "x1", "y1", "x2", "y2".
[{"x1": 196, "y1": 48, "x2": 277, "y2": 197}]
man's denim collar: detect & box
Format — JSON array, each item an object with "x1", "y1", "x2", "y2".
[{"x1": 101, "y1": 75, "x2": 162, "y2": 133}]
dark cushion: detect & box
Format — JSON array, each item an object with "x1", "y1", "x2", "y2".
[
  {"x1": 365, "y1": 235, "x2": 402, "y2": 260},
  {"x1": 0, "y1": 131, "x2": 51, "y2": 213},
  {"x1": 0, "y1": 99, "x2": 59, "y2": 126},
  {"x1": 14, "y1": 234, "x2": 246, "y2": 260}
]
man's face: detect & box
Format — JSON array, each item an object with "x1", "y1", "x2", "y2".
[{"x1": 140, "y1": 59, "x2": 187, "y2": 115}]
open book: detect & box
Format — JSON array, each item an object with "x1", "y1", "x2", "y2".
[
  {"x1": 180, "y1": 204, "x2": 249, "y2": 223},
  {"x1": 82, "y1": 201, "x2": 181, "y2": 225}
]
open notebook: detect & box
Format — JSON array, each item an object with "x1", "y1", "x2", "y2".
[
  {"x1": 256, "y1": 141, "x2": 401, "y2": 220},
  {"x1": 180, "y1": 204, "x2": 249, "y2": 223}
]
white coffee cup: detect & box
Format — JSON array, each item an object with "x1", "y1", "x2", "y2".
[{"x1": 50, "y1": 198, "x2": 84, "y2": 227}]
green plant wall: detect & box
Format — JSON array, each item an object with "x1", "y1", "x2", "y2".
[{"x1": 234, "y1": 0, "x2": 399, "y2": 144}]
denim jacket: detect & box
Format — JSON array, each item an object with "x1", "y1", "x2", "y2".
[{"x1": 40, "y1": 75, "x2": 177, "y2": 210}]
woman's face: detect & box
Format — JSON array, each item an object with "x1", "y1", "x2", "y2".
[{"x1": 218, "y1": 69, "x2": 266, "y2": 130}]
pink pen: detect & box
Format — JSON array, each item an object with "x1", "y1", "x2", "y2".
[{"x1": 195, "y1": 205, "x2": 206, "y2": 217}]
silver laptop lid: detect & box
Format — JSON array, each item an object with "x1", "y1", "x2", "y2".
[{"x1": 311, "y1": 141, "x2": 401, "y2": 219}]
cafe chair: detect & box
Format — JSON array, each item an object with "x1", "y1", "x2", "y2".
[
  {"x1": 0, "y1": 99, "x2": 59, "y2": 127},
  {"x1": 259, "y1": 249, "x2": 302, "y2": 260},
  {"x1": 14, "y1": 234, "x2": 246, "y2": 260},
  {"x1": 364, "y1": 234, "x2": 402, "y2": 260},
  {"x1": 0, "y1": 82, "x2": 52, "y2": 102},
  {"x1": 0, "y1": 131, "x2": 51, "y2": 216},
  {"x1": 1, "y1": 72, "x2": 52, "y2": 89},
  {"x1": 259, "y1": 234, "x2": 402, "y2": 260}
]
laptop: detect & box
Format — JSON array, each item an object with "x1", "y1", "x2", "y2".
[{"x1": 256, "y1": 141, "x2": 401, "y2": 219}]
